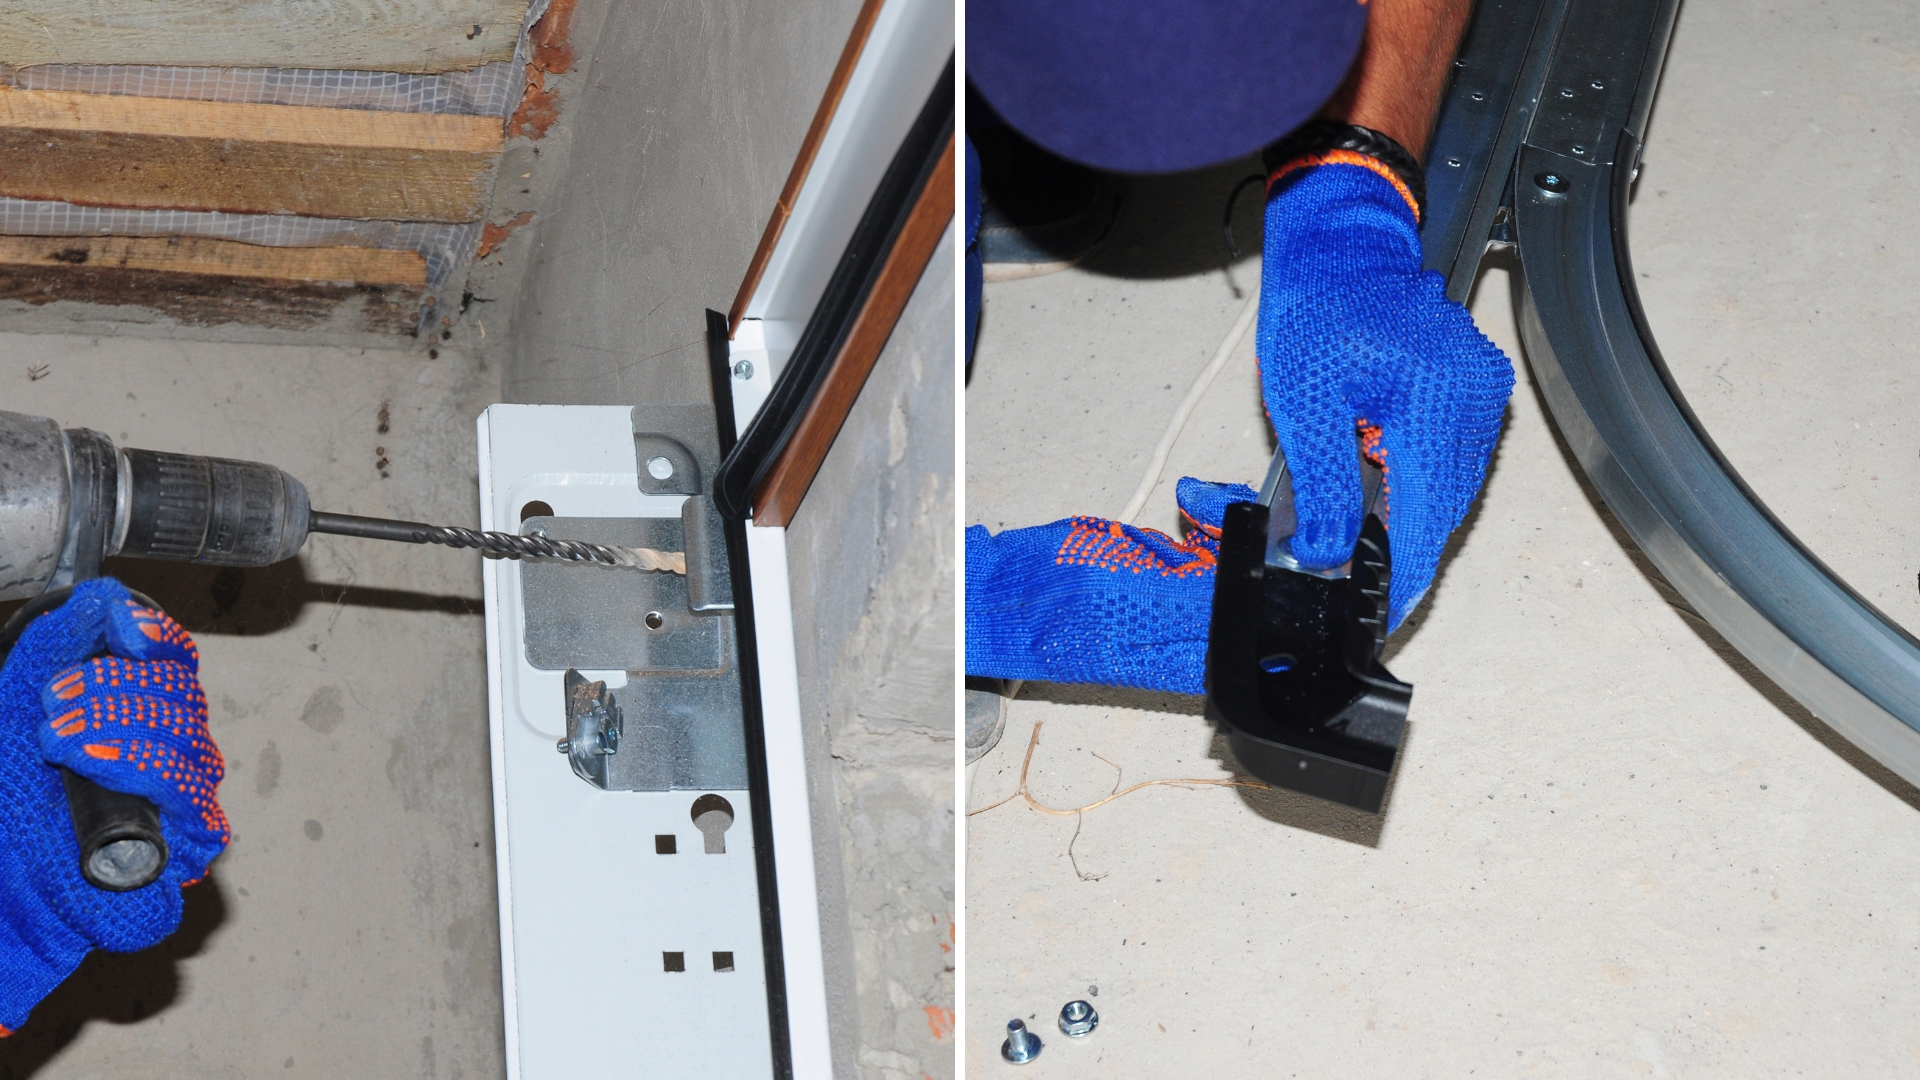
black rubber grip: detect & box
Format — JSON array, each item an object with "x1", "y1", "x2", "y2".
[
  {"x1": 120, "y1": 449, "x2": 311, "y2": 566},
  {"x1": 0, "y1": 587, "x2": 167, "y2": 892},
  {"x1": 60, "y1": 767, "x2": 167, "y2": 891}
]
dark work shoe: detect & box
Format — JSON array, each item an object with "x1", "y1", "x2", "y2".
[
  {"x1": 970, "y1": 89, "x2": 1119, "y2": 280},
  {"x1": 965, "y1": 677, "x2": 1017, "y2": 764}
]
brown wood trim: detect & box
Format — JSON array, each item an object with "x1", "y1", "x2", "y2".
[
  {"x1": 724, "y1": 0, "x2": 888, "y2": 339},
  {"x1": 749, "y1": 133, "x2": 953, "y2": 528}
]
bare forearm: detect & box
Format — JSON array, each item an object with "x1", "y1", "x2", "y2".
[{"x1": 1320, "y1": 0, "x2": 1476, "y2": 162}]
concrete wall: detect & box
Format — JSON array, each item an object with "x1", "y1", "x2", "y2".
[
  {"x1": 0, "y1": 335, "x2": 505, "y2": 1079},
  {"x1": 785, "y1": 234, "x2": 955, "y2": 1080},
  {"x1": 501, "y1": 0, "x2": 866, "y2": 405}
]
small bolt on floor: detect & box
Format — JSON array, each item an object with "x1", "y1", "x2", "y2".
[{"x1": 1001, "y1": 1019, "x2": 1042, "y2": 1064}]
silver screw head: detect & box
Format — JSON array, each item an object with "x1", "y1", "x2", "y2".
[
  {"x1": 732, "y1": 359, "x2": 754, "y2": 380},
  {"x1": 1058, "y1": 1000, "x2": 1099, "y2": 1037},
  {"x1": 1001, "y1": 1019, "x2": 1042, "y2": 1064},
  {"x1": 646, "y1": 455, "x2": 675, "y2": 480},
  {"x1": 555, "y1": 738, "x2": 571, "y2": 754}
]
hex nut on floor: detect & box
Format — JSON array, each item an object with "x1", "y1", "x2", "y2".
[{"x1": 1059, "y1": 999, "x2": 1098, "y2": 1037}]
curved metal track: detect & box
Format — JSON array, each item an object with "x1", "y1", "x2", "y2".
[{"x1": 1427, "y1": 0, "x2": 1920, "y2": 786}]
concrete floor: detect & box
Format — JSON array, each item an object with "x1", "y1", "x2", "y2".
[
  {"x1": 0, "y1": 335, "x2": 504, "y2": 1078},
  {"x1": 965, "y1": 0, "x2": 1920, "y2": 1074}
]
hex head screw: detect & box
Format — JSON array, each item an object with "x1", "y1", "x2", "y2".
[
  {"x1": 1058, "y1": 999, "x2": 1099, "y2": 1037},
  {"x1": 1001, "y1": 1019, "x2": 1042, "y2": 1064}
]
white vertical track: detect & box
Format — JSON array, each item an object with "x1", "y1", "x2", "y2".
[
  {"x1": 475, "y1": 411, "x2": 523, "y2": 1080},
  {"x1": 743, "y1": 0, "x2": 954, "y2": 375},
  {"x1": 743, "y1": 524, "x2": 835, "y2": 1080},
  {"x1": 722, "y1": 0, "x2": 952, "y2": 1072},
  {"x1": 479, "y1": 407, "x2": 775, "y2": 1078},
  {"x1": 474, "y1": 0, "x2": 950, "y2": 1070}
]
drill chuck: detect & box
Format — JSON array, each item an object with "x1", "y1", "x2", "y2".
[
  {"x1": 118, "y1": 449, "x2": 310, "y2": 567},
  {"x1": 0, "y1": 411, "x2": 310, "y2": 600}
]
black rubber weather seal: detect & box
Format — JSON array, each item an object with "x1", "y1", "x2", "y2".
[
  {"x1": 711, "y1": 57, "x2": 955, "y2": 520},
  {"x1": 705, "y1": 309, "x2": 795, "y2": 1080}
]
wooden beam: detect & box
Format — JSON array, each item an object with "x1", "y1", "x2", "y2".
[
  {"x1": 0, "y1": 236, "x2": 427, "y2": 285},
  {"x1": 0, "y1": 89, "x2": 502, "y2": 222},
  {"x1": 750, "y1": 134, "x2": 954, "y2": 528},
  {"x1": 0, "y1": 0, "x2": 524, "y2": 72},
  {"x1": 0, "y1": 243, "x2": 425, "y2": 335},
  {"x1": 727, "y1": 0, "x2": 888, "y2": 338}
]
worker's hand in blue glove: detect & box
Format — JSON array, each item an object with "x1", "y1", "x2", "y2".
[
  {"x1": 965, "y1": 152, "x2": 1513, "y2": 693},
  {"x1": 1257, "y1": 154, "x2": 1515, "y2": 628},
  {"x1": 965, "y1": 478, "x2": 1253, "y2": 695},
  {"x1": 0, "y1": 578, "x2": 228, "y2": 1035}
]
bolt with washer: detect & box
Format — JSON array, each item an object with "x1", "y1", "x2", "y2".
[
  {"x1": 1058, "y1": 1000, "x2": 1098, "y2": 1037},
  {"x1": 732, "y1": 359, "x2": 755, "y2": 380},
  {"x1": 1001, "y1": 1019, "x2": 1041, "y2": 1064}
]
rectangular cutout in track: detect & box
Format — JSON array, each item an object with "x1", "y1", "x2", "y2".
[
  {"x1": 662, "y1": 952, "x2": 685, "y2": 973},
  {"x1": 654, "y1": 834, "x2": 677, "y2": 854},
  {"x1": 712, "y1": 951, "x2": 735, "y2": 973}
]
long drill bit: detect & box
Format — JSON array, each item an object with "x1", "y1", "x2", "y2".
[{"x1": 308, "y1": 512, "x2": 686, "y2": 574}]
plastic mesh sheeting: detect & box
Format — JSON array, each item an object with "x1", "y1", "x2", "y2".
[{"x1": 0, "y1": 63, "x2": 521, "y2": 117}]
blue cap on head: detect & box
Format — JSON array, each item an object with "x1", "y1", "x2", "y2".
[{"x1": 968, "y1": 0, "x2": 1368, "y2": 175}]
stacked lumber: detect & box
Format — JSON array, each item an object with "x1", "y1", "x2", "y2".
[{"x1": 0, "y1": 0, "x2": 525, "y2": 335}]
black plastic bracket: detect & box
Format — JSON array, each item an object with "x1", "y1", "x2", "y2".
[{"x1": 1206, "y1": 502, "x2": 1410, "y2": 813}]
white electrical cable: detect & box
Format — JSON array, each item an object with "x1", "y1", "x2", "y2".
[{"x1": 1117, "y1": 290, "x2": 1262, "y2": 523}]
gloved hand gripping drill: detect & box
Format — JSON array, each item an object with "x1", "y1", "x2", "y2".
[
  {"x1": 0, "y1": 578, "x2": 227, "y2": 1034},
  {"x1": 0, "y1": 409, "x2": 684, "y2": 1033}
]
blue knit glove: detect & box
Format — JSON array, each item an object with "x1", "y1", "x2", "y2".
[
  {"x1": 0, "y1": 578, "x2": 228, "y2": 1034},
  {"x1": 1257, "y1": 156, "x2": 1514, "y2": 627},
  {"x1": 964, "y1": 156, "x2": 1514, "y2": 693},
  {"x1": 965, "y1": 478, "x2": 1253, "y2": 694}
]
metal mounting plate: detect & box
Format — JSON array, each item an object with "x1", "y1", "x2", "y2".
[
  {"x1": 478, "y1": 405, "x2": 776, "y2": 1080},
  {"x1": 520, "y1": 515, "x2": 722, "y2": 673}
]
